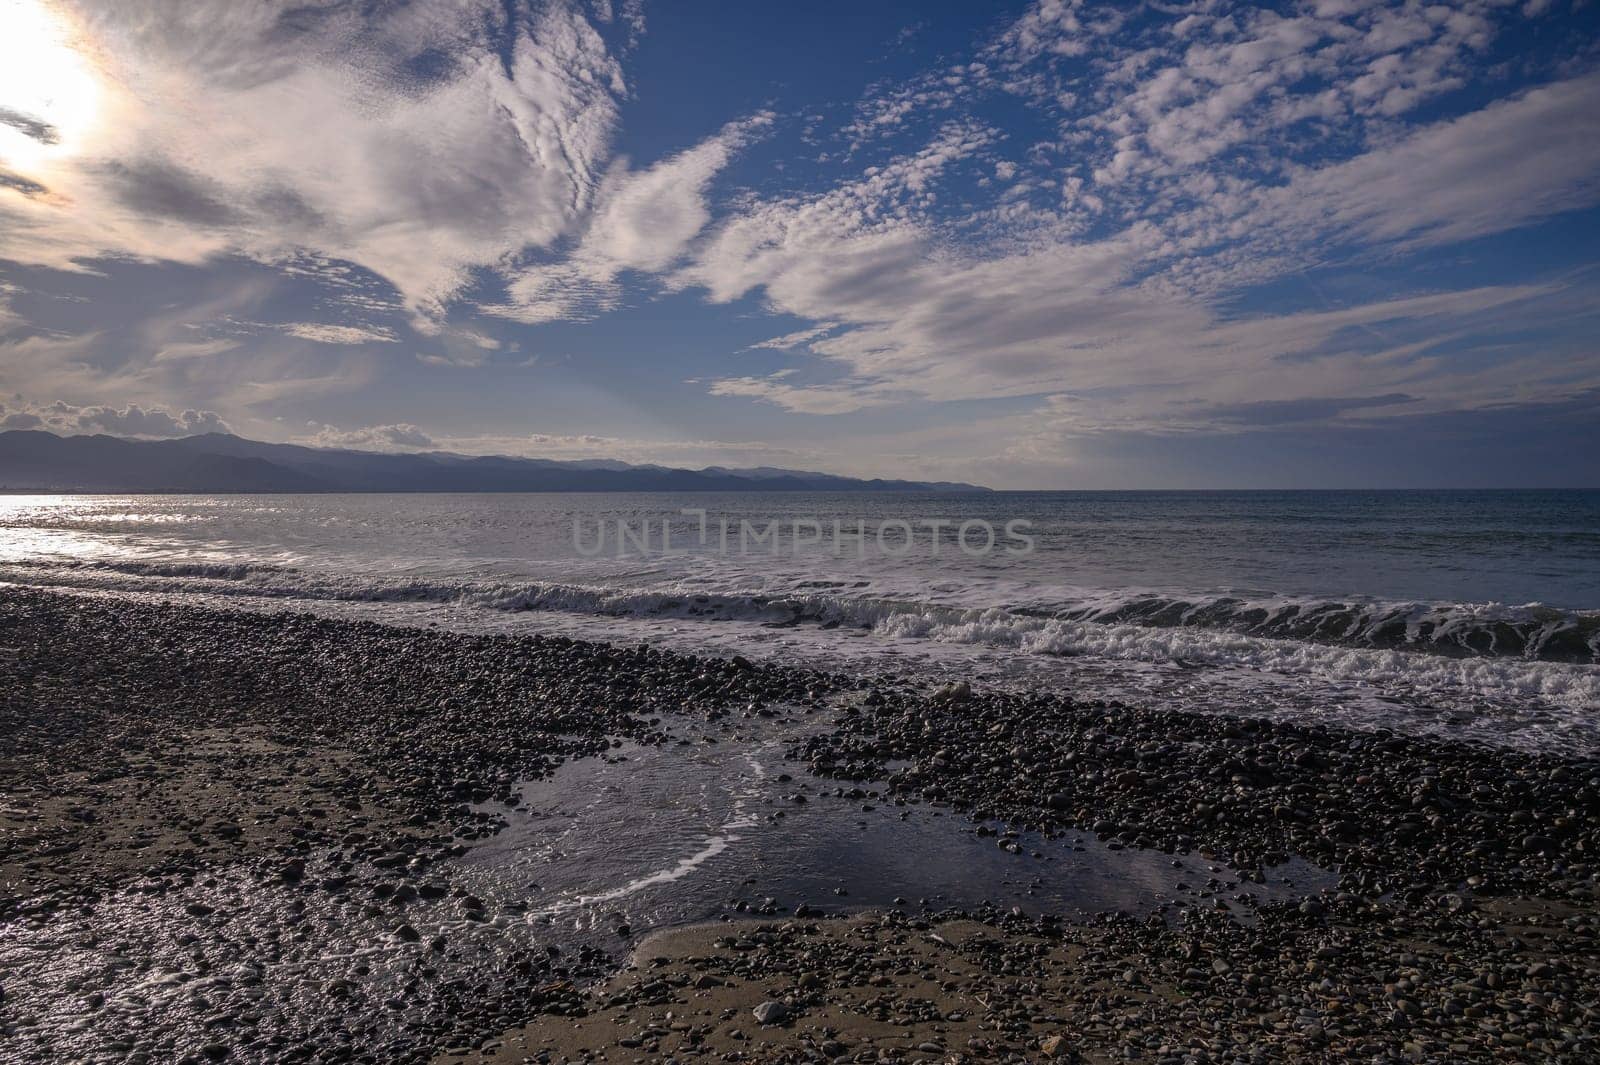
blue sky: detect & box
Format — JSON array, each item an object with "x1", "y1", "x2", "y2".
[{"x1": 1, "y1": 0, "x2": 1598, "y2": 487}]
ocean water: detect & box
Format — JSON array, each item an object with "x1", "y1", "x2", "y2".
[{"x1": 2, "y1": 489, "x2": 1597, "y2": 751}]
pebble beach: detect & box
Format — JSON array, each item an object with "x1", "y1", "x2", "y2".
[{"x1": 3, "y1": 587, "x2": 1598, "y2": 1063}]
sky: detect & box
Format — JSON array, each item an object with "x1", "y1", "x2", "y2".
[{"x1": 1, "y1": 0, "x2": 1598, "y2": 489}]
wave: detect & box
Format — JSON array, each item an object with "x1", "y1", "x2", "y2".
[
  {"x1": 873, "y1": 607, "x2": 1600, "y2": 714},
  {"x1": 1033, "y1": 595, "x2": 1600, "y2": 663},
  {"x1": 6, "y1": 556, "x2": 1598, "y2": 729},
  {"x1": 4, "y1": 557, "x2": 1598, "y2": 666}
]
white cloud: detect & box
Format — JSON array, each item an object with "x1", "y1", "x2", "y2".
[
  {"x1": 678, "y1": 120, "x2": 998, "y2": 304},
  {"x1": 433, "y1": 429, "x2": 828, "y2": 469},
  {"x1": 745, "y1": 322, "x2": 839, "y2": 351},
  {"x1": 416, "y1": 350, "x2": 488, "y2": 368},
  {"x1": 0, "y1": 398, "x2": 231, "y2": 437},
  {"x1": 707, "y1": 376, "x2": 887, "y2": 415},
  {"x1": 0, "y1": 0, "x2": 627, "y2": 318},
  {"x1": 1120, "y1": 71, "x2": 1600, "y2": 297},
  {"x1": 1262, "y1": 74, "x2": 1600, "y2": 250},
  {"x1": 305, "y1": 422, "x2": 434, "y2": 450},
  {"x1": 296, "y1": 422, "x2": 840, "y2": 470},
  {"x1": 280, "y1": 322, "x2": 400, "y2": 345},
  {"x1": 1023, "y1": 0, "x2": 1509, "y2": 195},
  {"x1": 584, "y1": 113, "x2": 773, "y2": 275},
  {"x1": 989, "y1": 0, "x2": 1103, "y2": 63},
  {"x1": 681, "y1": 99, "x2": 1600, "y2": 430},
  {"x1": 0, "y1": 280, "x2": 21, "y2": 333},
  {"x1": 485, "y1": 112, "x2": 774, "y2": 323},
  {"x1": 151, "y1": 338, "x2": 239, "y2": 362},
  {"x1": 657, "y1": 0, "x2": 1600, "y2": 437}
]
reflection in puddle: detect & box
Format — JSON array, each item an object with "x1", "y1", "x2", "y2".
[{"x1": 465, "y1": 716, "x2": 1333, "y2": 930}]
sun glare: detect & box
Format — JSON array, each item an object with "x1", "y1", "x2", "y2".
[{"x1": 0, "y1": 0, "x2": 103, "y2": 173}]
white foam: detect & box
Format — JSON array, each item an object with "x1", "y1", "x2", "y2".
[
  {"x1": 5, "y1": 551, "x2": 1598, "y2": 753},
  {"x1": 555, "y1": 812, "x2": 759, "y2": 913}
]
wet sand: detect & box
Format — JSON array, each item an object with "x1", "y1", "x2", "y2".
[
  {"x1": 470, "y1": 900, "x2": 1598, "y2": 1063},
  {"x1": 2, "y1": 587, "x2": 1598, "y2": 1063}
]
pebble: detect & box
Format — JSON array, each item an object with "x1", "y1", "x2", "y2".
[{"x1": 752, "y1": 1000, "x2": 788, "y2": 1025}]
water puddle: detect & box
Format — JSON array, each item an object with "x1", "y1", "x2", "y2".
[{"x1": 463, "y1": 714, "x2": 1332, "y2": 929}]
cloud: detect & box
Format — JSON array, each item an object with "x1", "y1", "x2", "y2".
[
  {"x1": 707, "y1": 376, "x2": 886, "y2": 415},
  {"x1": 279, "y1": 322, "x2": 400, "y2": 345},
  {"x1": 686, "y1": 111, "x2": 1597, "y2": 427},
  {"x1": 0, "y1": 0, "x2": 628, "y2": 318},
  {"x1": 413, "y1": 325, "x2": 513, "y2": 368},
  {"x1": 413, "y1": 429, "x2": 829, "y2": 469},
  {"x1": 663, "y1": 0, "x2": 1600, "y2": 438},
  {"x1": 1000, "y1": 0, "x2": 1504, "y2": 194},
  {"x1": 1257, "y1": 73, "x2": 1600, "y2": 252},
  {"x1": 416, "y1": 351, "x2": 487, "y2": 368},
  {"x1": 678, "y1": 120, "x2": 998, "y2": 304},
  {"x1": 295, "y1": 422, "x2": 839, "y2": 470},
  {"x1": 0, "y1": 408, "x2": 44, "y2": 430},
  {"x1": 0, "y1": 105, "x2": 59, "y2": 144},
  {"x1": 1188, "y1": 392, "x2": 1419, "y2": 427},
  {"x1": 305, "y1": 422, "x2": 435, "y2": 450},
  {"x1": 484, "y1": 112, "x2": 774, "y2": 323},
  {"x1": 589, "y1": 0, "x2": 647, "y2": 49},
  {"x1": 745, "y1": 322, "x2": 840, "y2": 351},
  {"x1": 0, "y1": 398, "x2": 231, "y2": 437},
  {"x1": 583, "y1": 113, "x2": 773, "y2": 276},
  {"x1": 837, "y1": 0, "x2": 1573, "y2": 254},
  {"x1": 989, "y1": 0, "x2": 1105, "y2": 64},
  {"x1": 152, "y1": 338, "x2": 239, "y2": 362},
  {"x1": 0, "y1": 280, "x2": 20, "y2": 333}
]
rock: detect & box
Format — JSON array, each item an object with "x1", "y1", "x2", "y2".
[{"x1": 752, "y1": 1000, "x2": 788, "y2": 1025}]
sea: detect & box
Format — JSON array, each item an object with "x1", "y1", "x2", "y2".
[{"x1": 2, "y1": 489, "x2": 1597, "y2": 752}]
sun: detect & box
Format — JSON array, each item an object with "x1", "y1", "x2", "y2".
[{"x1": 0, "y1": 0, "x2": 103, "y2": 175}]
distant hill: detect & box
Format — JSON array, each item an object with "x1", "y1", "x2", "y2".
[{"x1": 0, "y1": 430, "x2": 991, "y2": 493}]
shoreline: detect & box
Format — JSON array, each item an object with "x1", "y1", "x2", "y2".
[{"x1": 2, "y1": 587, "x2": 1598, "y2": 1062}]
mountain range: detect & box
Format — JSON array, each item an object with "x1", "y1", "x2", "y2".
[{"x1": 0, "y1": 430, "x2": 989, "y2": 493}]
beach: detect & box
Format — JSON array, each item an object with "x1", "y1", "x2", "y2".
[
  {"x1": 4, "y1": 0, "x2": 1596, "y2": 1054},
  {"x1": 3, "y1": 587, "x2": 1598, "y2": 1062}
]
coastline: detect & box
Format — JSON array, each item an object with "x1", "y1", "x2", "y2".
[{"x1": 2, "y1": 588, "x2": 1597, "y2": 1062}]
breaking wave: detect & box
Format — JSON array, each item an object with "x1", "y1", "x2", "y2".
[
  {"x1": 4, "y1": 556, "x2": 1597, "y2": 663},
  {"x1": 5, "y1": 556, "x2": 1598, "y2": 737}
]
